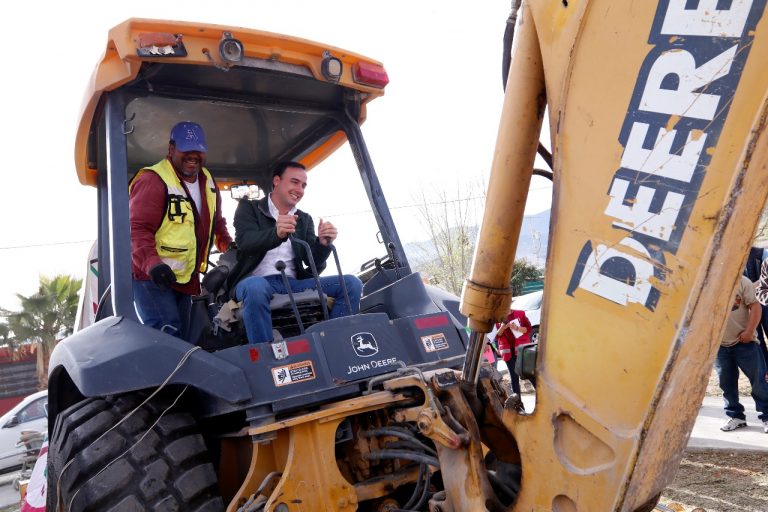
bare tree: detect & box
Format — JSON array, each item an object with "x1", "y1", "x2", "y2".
[
  {"x1": 409, "y1": 179, "x2": 546, "y2": 297},
  {"x1": 409, "y1": 181, "x2": 484, "y2": 295},
  {"x1": 754, "y1": 207, "x2": 768, "y2": 246}
]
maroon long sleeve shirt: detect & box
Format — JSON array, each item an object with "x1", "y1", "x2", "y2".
[{"x1": 129, "y1": 164, "x2": 233, "y2": 295}]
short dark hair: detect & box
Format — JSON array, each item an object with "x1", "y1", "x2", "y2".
[{"x1": 273, "y1": 161, "x2": 306, "y2": 178}]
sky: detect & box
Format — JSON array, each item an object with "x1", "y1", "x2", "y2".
[{"x1": 0, "y1": 0, "x2": 553, "y2": 311}]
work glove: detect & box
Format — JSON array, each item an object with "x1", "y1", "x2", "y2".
[{"x1": 149, "y1": 263, "x2": 177, "y2": 289}]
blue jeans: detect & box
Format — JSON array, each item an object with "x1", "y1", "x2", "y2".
[
  {"x1": 235, "y1": 274, "x2": 363, "y2": 343},
  {"x1": 133, "y1": 280, "x2": 192, "y2": 339},
  {"x1": 714, "y1": 342, "x2": 768, "y2": 421}
]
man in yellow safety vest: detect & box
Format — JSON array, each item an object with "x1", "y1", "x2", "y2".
[{"x1": 129, "y1": 121, "x2": 233, "y2": 338}]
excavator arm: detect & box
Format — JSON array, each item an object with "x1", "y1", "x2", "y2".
[{"x1": 461, "y1": 0, "x2": 768, "y2": 510}]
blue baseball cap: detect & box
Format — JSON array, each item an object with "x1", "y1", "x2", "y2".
[{"x1": 170, "y1": 121, "x2": 208, "y2": 153}]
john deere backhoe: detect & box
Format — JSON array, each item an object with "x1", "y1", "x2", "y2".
[{"x1": 46, "y1": 1, "x2": 768, "y2": 511}]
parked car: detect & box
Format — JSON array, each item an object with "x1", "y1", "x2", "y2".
[
  {"x1": 511, "y1": 290, "x2": 543, "y2": 343},
  {"x1": 0, "y1": 390, "x2": 47, "y2": 473}
]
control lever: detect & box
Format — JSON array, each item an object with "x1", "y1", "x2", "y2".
[
  {"x1": 387, "y1": 242, "x2": 402, "y2": 279},
  {"x1": 328, "y1": 243, "x2": 353, "y2": 313},
  {"x1": 374, "y1": 258, "x2": 394, "y2": 284},
  {"x1": 275, "y1": 260, "x2": 305, "y2": 334},
  {"x1": 288, "y1": 236, "x2": 330, "y2": 320}
]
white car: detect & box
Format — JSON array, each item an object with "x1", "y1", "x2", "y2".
[
  {"x1": 511, "y1": 290, "x2": 543, "y2": 343},
  {"x1": 0, "y1": 389, "x2": 47, "y2": 473}
]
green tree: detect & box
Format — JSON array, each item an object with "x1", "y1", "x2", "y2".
[
  {"x1": 2, "y1": 274, "x2": 82, "y2": 388},
  {"x1": 0, "y1": 322, "x2": 13, "y2": 351},
  {"x1": 509, "y1": 259, "x2": 543, "y2": 296}
]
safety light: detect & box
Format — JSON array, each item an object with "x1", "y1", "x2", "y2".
[
  {"x1": 219, "y1": 32, "x2": 244, "y2": 63},
  {"x1": 321, "y1": 51, "x2": 343, "y2": 83},
  {"x1": 136, "y1": 32, "x2": 187, "y2": 57},
  {"x1": 352, "y1": 61, "x2": 389, "y2": 88}
]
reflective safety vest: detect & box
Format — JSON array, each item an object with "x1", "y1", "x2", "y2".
[
  {"x1": 130, "y1": 159, "x2": 217, "y2": 284},
  {"x1": 496, "y1": 332, "x2": 514, "y2": 362}
]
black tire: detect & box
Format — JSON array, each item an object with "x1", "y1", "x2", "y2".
[
  {"x1": 530, "y1": 326, "x2": 539, "y2": 344},
  {"x1": 47, "y1": 390, "x2": 225, "y2": 512}
]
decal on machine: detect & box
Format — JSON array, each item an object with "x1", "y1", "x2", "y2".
[
  {"x1": 567, "y1": 0, "x2": 766, "y2": 310},
  {"x1": 271, "y1": 360, "x2": 316, "y2": 387},
  {"x1": 421, "y1": 333, "x2": 449, "y2": 352},
  {"x1": 351, "y1": 332, "x2": 379, "y2": 357},
  {"x1": 347, "y1": 357, "x2": 399, "y2": 375}
]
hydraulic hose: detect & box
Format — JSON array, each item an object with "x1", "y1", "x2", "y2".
[
  {"x1": 502, "y1": 0, "x2": 553, "y2": 171},
  {"x1": 363, "y1": 450, "x2": 440, "y2": 468},
  {"x1": 501, "y1": 0, "x2": 521, "y2": 92},
  {"x1": 363, "y1": 427, "x2": 437, "y2": 456}
]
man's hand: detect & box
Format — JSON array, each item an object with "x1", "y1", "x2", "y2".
[
  {"x1": 276, "y1": 214, "x2": 298, "y2": 239},
  {"x1": 149, "y1": 263, "x2": 177, "y2": 289},
  {"x1": 318, "y1": 218, "x2": 337, "y2": 246}
]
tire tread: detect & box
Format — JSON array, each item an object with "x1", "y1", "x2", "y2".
[{"x1": 47, "y1": 390, "x2": 224, "y2": 512}]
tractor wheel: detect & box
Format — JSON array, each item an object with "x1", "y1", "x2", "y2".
[{"x1": 47, "y1": 390, "x2": 224, "y2": 512}]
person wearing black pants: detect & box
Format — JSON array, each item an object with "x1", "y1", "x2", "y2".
[{"x1": 493, "y1": 309, "x2": 533, "y2": 395}]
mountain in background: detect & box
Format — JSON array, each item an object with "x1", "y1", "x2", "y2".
[
  {"x1": 515, "y1": 209, "x2": 549, "y2": 268},
  {"x1": 404, "y1": 209, "x2": 550, "y2": 269}
]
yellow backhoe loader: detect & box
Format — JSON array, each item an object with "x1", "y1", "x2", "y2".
[{"x1": 45, "y1": 1, "x2": 768, "y2": 510}]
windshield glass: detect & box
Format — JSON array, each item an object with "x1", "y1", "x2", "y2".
[{"x1": 220, "y1": 141, "x2": 384, "y2": 276}]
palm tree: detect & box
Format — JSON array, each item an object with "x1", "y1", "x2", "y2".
[{"x1": 3, "y1": 275, "x2": 82, "y2": 388}]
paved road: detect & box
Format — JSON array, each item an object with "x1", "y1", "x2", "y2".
[
  {"x1": 519, "y1": 393, "x2": 766, "y2": 452},
  {"x1": 689, "y1": 395, "x2": 766, "y2": 451},
  {"x1": 0, "y1": 471, "x2": 19, "y2": 510},
  {"x1": 0, "y1": 396, "x2": 762, "y2": 510}
]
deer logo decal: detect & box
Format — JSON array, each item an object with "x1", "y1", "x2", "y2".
[{"x1": 351, "y1": 332, "x2": 379, "y2": 357}]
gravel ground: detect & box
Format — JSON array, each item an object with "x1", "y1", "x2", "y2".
[{"x1": 657, "y1": 369, "x2": 767, "y2": 512}]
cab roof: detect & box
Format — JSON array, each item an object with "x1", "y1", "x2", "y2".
[{"x1": 75, "y1": 18, "x2": 388, "y2": 188}]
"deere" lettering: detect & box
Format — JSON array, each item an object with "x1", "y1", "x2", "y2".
[
  {"x1": 347, "y1": 357, "x2": 398, "y2": 375},
  {"x1": 567, "y1": 0, "x2": 766, "y2": 310}
]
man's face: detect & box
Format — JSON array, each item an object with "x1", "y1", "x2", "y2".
[
  {"x1": 272, "y1": 166, "x2": 308, "y2": 210},
  {"x1": 169, "y1": 145, "x2": 205, "y2": 179}
]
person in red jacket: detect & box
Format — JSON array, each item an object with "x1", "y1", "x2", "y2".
[
  {"x1": 494, "y1": 309, "x2": 532, "y2": 395},
  {"x1": 130, "y1": 121, "x2": 233, "y2": 338}
]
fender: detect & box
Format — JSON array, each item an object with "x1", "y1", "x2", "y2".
[{"x1": 48, "y1": 316, "x2": 252, "y2": 426}]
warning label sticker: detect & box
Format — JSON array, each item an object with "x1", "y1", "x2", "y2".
[
  {"x1": 271, "y1": 360, "x2": 316, "y2": 387},
  {"x1": 421, "y1": 333, "x2": 449, "y2": 352}
]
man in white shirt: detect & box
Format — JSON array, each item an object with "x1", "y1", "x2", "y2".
[{"x1": 227, "y1": 161, "x2": 363, "y2": 343}]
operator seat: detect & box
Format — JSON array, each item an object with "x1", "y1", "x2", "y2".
[{"x1": 201, "y1": 249, "x2": 329, "y2": 344}]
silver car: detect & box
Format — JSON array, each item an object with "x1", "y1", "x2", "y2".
[
  {"x1": 511, "y1": 290, "x2": 543, "y2": 343},
  {"x1": 0, "y1": 390, "x2": 47, "y2": 473}
]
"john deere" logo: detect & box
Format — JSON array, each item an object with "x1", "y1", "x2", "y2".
[{"x1": 351, "y1": 332, "x2": 378, "y2": 357}]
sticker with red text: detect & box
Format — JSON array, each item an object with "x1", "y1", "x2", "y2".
[{"x1": 271, "y1": 360, "x2": 316, "y2": 386}]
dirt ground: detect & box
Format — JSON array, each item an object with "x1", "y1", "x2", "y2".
[
  {"x1": 515, "y1": 368, "x2": 768, "y2": 511},
  {"x1": 656, "y1": 369, "x2": 768, "y2": 512},
  {"x1": 659, "y1": 450, "x2": 768, "y2": 511}
]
